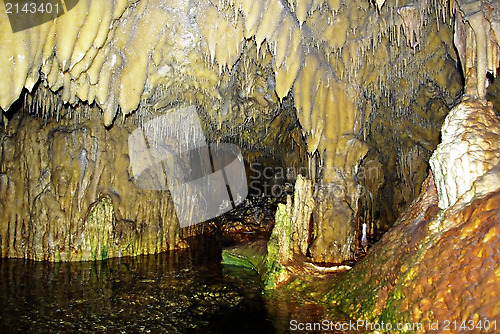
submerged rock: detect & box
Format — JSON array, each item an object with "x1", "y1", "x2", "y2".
[{"x1": 222, "y1": 239, "x2": 268, "y2": 277}]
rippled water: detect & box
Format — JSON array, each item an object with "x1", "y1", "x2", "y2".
[{"x1": 0, "y1": 235, "x2": 346, "y2": 333}]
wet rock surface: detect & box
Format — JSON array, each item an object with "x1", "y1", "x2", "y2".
[
  {"x1": 1, "y1": 0, "x2": 472, "y2": 264},
  {"x1": 0, "y1": 111, "x2": 186, "y2": 261},
  {"x1": 216, "y1": 196, "x2": 278, "y2": 241},
  {"x1": 430, "y1": 100, "x2": 500, "y2": 209},
  {"x1": 325, "y1": 171, "x2": 500, "y2": 331}
]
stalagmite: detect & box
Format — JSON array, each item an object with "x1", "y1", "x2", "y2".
[
  {"x1": 291, "y1": 175, "x2": 314, "y2": 255},
  {"x1": 430, "y1": 100, "x2": 500, "y2": 209},
  {"x1": 468, "y1": 12, "x2": 488, "y2": 97}
]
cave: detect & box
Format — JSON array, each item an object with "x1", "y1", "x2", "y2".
[{"x1": 1, "y1": 0, "x2": 499, "y2": 332}]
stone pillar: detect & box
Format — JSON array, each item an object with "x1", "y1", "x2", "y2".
[{"x1": 309, "y1": 137, "x2": 368, "y2": 264}]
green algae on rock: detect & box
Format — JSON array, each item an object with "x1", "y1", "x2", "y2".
[
  {"x1": 0, "y1": 111, "x2": 188, "y2": 261},
  {"x1": 222, "y1": 197, "x2": 295, "y2": 289},
  {"x1": 222, "y1": 239, "x2": 268, "y2": 276},
  {"x1": 263, "y1": 199, "x2": 292, "y2": 289},
  {"x1": 85, "y1": 195, "x2": 115, "y2": 261}
]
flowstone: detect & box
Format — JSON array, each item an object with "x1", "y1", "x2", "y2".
[
  {"x1": 430, "y1": 100, "x2": 500, "y2": 209},
  {"x1": 85, "y1": 196, "x2": 115, "y2": 261},
  {"x1": 0, "y1": 111, "x2": 187, "y2": 261}
]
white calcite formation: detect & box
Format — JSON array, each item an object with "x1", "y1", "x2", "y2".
[{"x1": 430, "y1": 99, "x2": 500, "y2": 209}]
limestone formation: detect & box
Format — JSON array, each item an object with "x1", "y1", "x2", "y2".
[
  {"x1": 0, "y1": 110, "x2": 187, "y2": 261},
  {"x1": 291, "y1": 175, "x2": 314, "y2": 256},
  {"x1": 431, "y1": 99, "x2": 500, "y2": 209},
  {"x1": 326, "y1": 166, "x2": 500, "y2": 329}
]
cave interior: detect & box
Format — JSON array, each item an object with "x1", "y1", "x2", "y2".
[{"x1": 1, "y1": 0, "x2": 500, "y2": 331}]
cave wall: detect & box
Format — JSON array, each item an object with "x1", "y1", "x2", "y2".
[
  {"x1": 0, "y1": 107, "x2": 186, "y2": 261},
  {"x1": 359, "y1": 20, "x2": 463, "y2": 235}
]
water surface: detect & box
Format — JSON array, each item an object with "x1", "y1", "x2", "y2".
[{"x1": 0, "y1": 235, "x2": 346, "y2": 333}]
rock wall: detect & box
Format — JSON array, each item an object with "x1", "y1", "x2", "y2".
[{"x1": 0, "y1": 109, "x2": 186, "y2": 261}]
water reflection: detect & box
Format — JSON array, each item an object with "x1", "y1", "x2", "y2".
[
  {"x1": 0, "y1": 236, "x2": 275, "y2": 333},
  {"x1": 0, "y1": 235, "x2": 348, "y2": 333}
]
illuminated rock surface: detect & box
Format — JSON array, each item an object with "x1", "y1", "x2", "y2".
[
  {"x1": 324, "y1": 100, "x2": 500, "y2": 325},
  {"x1": 222, "y1": 100, "x2": 500, "y2": 328},
  {"x1": 326, "y1": 168, "x2": 500, "y2": 329},
  {"x1": 0, "y1": 110, "x2": 187, "y2": 261},
  {"x1": 0, "y1": 0, "x2": 499, "y2": 329},
  {"x1": 0, "y1": 0, "x2": 476, "y2": 263},
  {"x1": 430, "y1": 99, "x2": 500, "y2": 209},
  {"x1": 0, "y1": 0, "x2": 498, "y2": 309}
]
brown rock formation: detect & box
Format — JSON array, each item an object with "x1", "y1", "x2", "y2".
[{"x1": 327, "y1": 99, "x2": 500, "y2": 329}]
